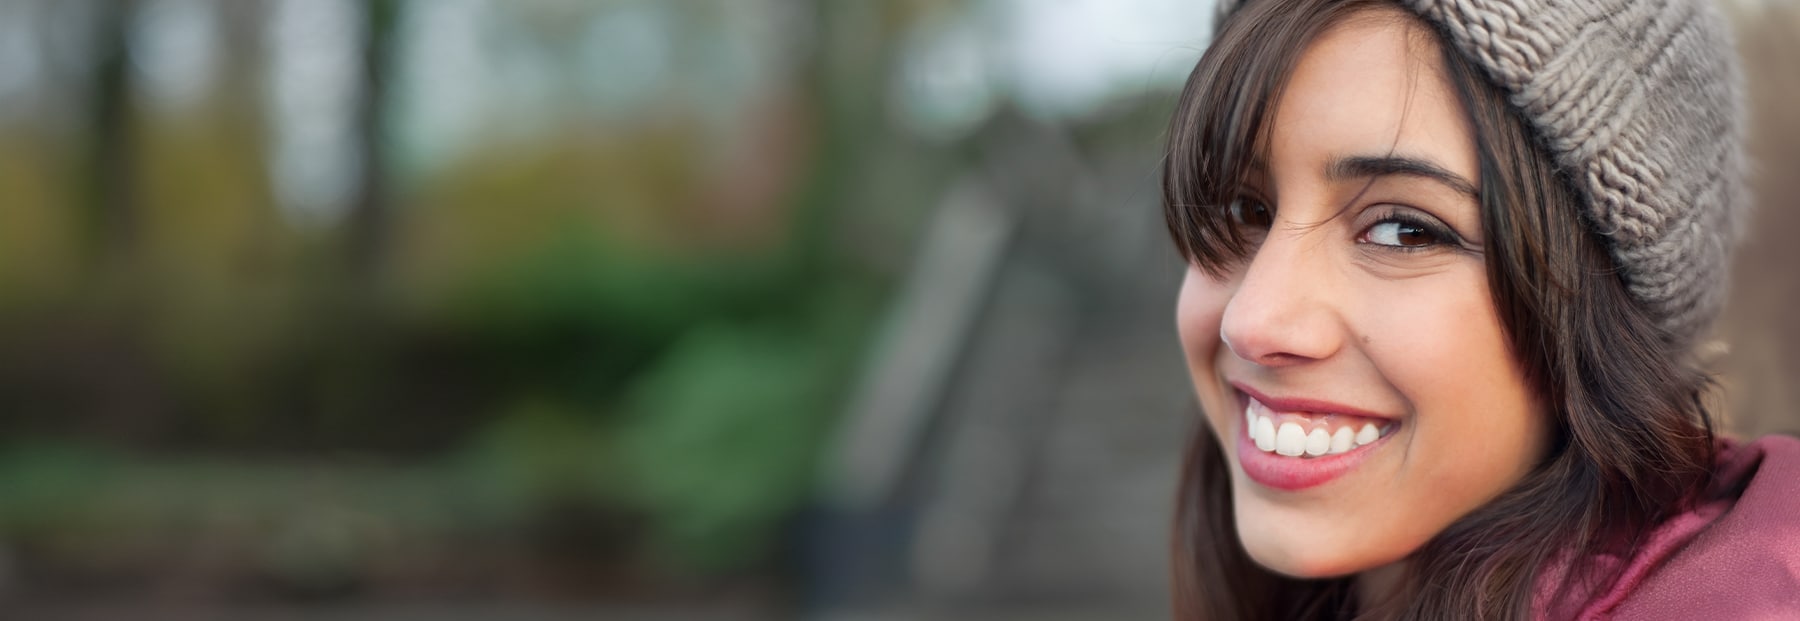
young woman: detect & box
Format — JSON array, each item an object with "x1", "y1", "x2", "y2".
[{"x1": 1162, "y1": 0, "x2": 1800, "y2": 618}]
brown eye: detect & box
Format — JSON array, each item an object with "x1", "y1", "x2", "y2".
[
  {"x1": 1228, "y1": 196, "x2": 1272, "y2": 230},
  {"x1": 1358, "y1": 211, "x2": 1464, "y2": 252}
]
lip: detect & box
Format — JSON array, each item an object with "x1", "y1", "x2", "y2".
[
  {"x1": 1229, "y1": 386, "x2": 1397, "y2": 491},
  {"x1": 1229, "y1": 380, "x2": 1394, "y2": 421}
]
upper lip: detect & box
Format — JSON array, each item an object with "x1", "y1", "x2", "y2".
[{"x1": 1230, "y1": 380, "x2": 1394, "y2": 420}]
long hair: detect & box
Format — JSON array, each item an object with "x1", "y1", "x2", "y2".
[{"x1": 1162, "y1": 0, "x2": 1718, "y2": 618}]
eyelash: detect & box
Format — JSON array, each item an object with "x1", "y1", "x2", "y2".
[
  {"x1": 1358, "y1": 207, "x2": 1465, "y2": 252},
  {"x1": 1222, "y1": 197, "x2": 1465, "y2": 252}
]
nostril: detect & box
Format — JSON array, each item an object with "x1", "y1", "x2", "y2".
[{"x1": 1256, "y1": 352, "x2": 1306, "y2": 366}]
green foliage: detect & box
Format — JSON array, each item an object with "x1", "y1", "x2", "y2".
[
  {"x1": 451, "y1": 397, "x2": 622, "y2": 528},
  {"x1": 0, "y1": 443, "x2": 115, "y2": 537},
  {"x1": 431, "y1": 226, "x2": 776, "y2": 410},
  {"x1": 617, "y1": 286, "x2": 873, "y2": 570}
]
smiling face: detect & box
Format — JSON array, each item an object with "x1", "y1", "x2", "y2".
[{"x1": 1174, "y1": 11, "x2": 1552, "y2": 580}]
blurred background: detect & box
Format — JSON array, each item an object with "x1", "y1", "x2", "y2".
[{"x1": 0, "y1": 1, "x2": 1792, "y2": 620}]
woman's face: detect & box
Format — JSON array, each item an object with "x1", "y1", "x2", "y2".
[{"x1": 1175, "y1": 13, "x2": 1552, "y2": 579}]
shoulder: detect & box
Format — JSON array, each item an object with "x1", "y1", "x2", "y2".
[{"x1": 1607, "y1": 435, "x2": 1800, "y2": 620}]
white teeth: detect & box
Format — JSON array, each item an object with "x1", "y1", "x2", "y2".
[
  {"x1": 1245, "y1": 397, "x2": 1392, "y2": 459},
  {"x1": 1355, "y1": 423, "x2": 1380, "y2": 446},
  {"x1": 1304, "y1": 428, "x2": 1331, "y2": 456},
  {"x1": 1254, "y1": 416, "x2": 1277, "y2": 452},
  {"x1": 1330, "y1": 426, "x2": 1356, "y2": 454},
  {"x1": 1275, "y1": 422, "x2": 1307, "y2": 456}
]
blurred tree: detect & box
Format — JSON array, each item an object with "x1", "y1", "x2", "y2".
[
  {"x1": 84, "y1": 0, "x2": 140, "y2": 270},
  {"x1": 348, "y1": 0, "x2": 400, "y2": 281},
  {"x1": 0, "y1": 0, "x2": 986, "y2": 606}
]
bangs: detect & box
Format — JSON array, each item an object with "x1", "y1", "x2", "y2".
[{"x1": 1162, "y1": 0, "x2": 1388, "y2": 277}]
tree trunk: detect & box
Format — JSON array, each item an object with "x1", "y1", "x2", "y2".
[
  {"x1": 85, "y1": 0, "x2": 138, "y2": 271},
  {"x1": 346, "y1": 0, "x2": 400, "y2": 283}
]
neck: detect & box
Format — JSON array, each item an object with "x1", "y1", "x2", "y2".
[{"x1": 1356, "y1": 561, "x2": 1407, "y2": 618}]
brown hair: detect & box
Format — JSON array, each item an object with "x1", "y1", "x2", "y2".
[{"x1": 1162, "y1": 0, "x2": 1718, "y2": 618}]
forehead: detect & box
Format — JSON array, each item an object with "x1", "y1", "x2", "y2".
[{"x1": 1264, "y1": 11, "x2": 1476, "y2": 186}]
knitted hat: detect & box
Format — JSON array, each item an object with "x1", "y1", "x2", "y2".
[{"x1": 1215, "y1": 0, "x2": 1749, "y2": 348}]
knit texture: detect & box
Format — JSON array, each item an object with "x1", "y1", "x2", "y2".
[{"x1": 1215, "y1": 0, "x2": 1748, "y2": 347}]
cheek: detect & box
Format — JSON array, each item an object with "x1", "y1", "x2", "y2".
[
  {"x1": 1176, "y1": 268, "x2": 1231, "y2": 383},
  {"x1": 1176, "y1": 268, "x2": 1237, "y2": 433},
  {"x1": 1363, "y1": 276, "x2": 1549, "y2": 514}
]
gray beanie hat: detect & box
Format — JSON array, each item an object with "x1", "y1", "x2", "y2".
[{"x1": 1216, "y1": 0, "x2": 1749, "y2": 347}]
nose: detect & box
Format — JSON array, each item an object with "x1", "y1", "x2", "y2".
[{"x1": 1218, "y1": 235, "x2": 1346, "y2": 367}]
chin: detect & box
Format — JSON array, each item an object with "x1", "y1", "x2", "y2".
[
  {"x1": 1232, "y1": 495, "x2": 1395, "y2": 580},
  {"x1": 1240, "y1": 538, "x2": 1367, "y2": 579}
]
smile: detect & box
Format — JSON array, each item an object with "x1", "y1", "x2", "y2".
[{"x1": 1231, "y1": 385, "x2": 1400, "y2": 491}]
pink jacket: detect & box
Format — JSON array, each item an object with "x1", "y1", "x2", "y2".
[{"x1": 1534, "y1": 435, "x2": 1800, "y2": 620}]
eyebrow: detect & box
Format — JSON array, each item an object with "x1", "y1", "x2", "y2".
[{"x1": 1326, "y1": 154, "x2": 1477, "y2": 198}]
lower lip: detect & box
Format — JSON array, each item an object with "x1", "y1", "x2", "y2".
[{"x1": 1234, "y1": 400, "x2": 1395, "y2": 491}]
